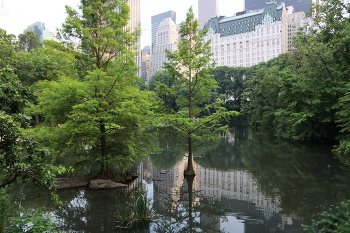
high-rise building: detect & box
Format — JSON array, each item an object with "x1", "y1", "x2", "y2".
[
  {"x1": 24, "y1": 22, "x2": 52, "y2": 43},
  {"x1": 287, "y1": 8, "x2": 305, "y2": 52},
  {"x1": 198, "y1": 0, "x2": 220, "y2": 29},
  {"x1": 151, "y1": 11, "x2": 176, "y2": 49},
  {"x1": 0, "y1": 8, "x2": 11, "y2": 34},
  {"x1": 126, "y1": 0, "x2": 141, "y2": 77},
  {"x1": 141, "y1": 46, "x2": 151, "y2": 83},
  {"x1": 245, "y1": 0, "x2": 312, "y2": 13},
  {"x1": 148, "y1": 17, "x2": 178, "y2": 81},
  {"x1": 204, "y1": 2, "x2": 289, "y2": 68}
]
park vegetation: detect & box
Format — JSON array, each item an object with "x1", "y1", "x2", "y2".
[{"x1": 1, "y1": 0, "x2": 350, "y2": 230}]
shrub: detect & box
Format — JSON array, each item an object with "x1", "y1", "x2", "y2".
[
  {"x1": 116, "y1": 184, "x2": 152, "y2": 228},
  {"x1": 6, "y1": 207, "x2": 63, "y2": 233},
  {"x1": 303, "y1": 200, "x2": 350, "y2": 233}
]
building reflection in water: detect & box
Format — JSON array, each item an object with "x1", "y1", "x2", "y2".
[{"x1": 143, "y1": 154, "x2": 302, "y2": 233}]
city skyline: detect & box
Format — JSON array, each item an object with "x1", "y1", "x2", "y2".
[{"x1": 1, "y1": 0, "x2": 244, "y2": 48}]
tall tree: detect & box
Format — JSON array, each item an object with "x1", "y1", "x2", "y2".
[
  {"x1": 211, "y1": 66, "x2": 246, "y2": 111},
  {"x1": 0, "y1": 29, "x2": 17, "y2": 68},
  {"x1": 163, "y1": 7, "x2": 238, "y2": 176},
  {"x1": 0, "y1": 68, "x2": 66, "y2": 199},
  {"x1": 29, "y1": 0, "x2": 155, "y2": 177},
  {"x1": 17, "y1": 30, "x2": 41, "y2": 52}
]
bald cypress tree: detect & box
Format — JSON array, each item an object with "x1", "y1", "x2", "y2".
[
  {"x1": 163, "y1": 7, "x2": 238, "y2": 176},
  {"x1": 30, "y1": 0, "x2": 155, "y2": 178}
]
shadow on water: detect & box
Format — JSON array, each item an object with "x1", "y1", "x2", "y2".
[{"x1": 9, "y1": 124, "x2": 350, "y2": 232}]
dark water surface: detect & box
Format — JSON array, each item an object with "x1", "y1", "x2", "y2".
[{"x1": 15, "y1": 125, "x2": 350, "y2": 232}]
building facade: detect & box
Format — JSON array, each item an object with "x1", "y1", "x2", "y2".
[
  {"x1": 287, "y1": 9, "x2": 305, "y2": 52},
  {"x1": 245, "y1": 0, "x2": 312, "y2": 13},
  {"x1": 204, "y1": 2, "x2": 288, "y2": 68},
  {"x1": 148, "y1": 17, "x2": 179, "y2": 81},
  {"x1": 198, "y1": 0, "x2": 220, "y2": 29},
  {"x1": 24, "y1": 22, "x2": 52, "y2": 43},
  {"x1": 151, "y1": 11, "x2": 176, "y2": 49},
  {"x1": 126, "y1": 0, "x2": 141, "y2": 77},
  {"x1": 141, "y1": 46, "x2": 151, "y2": 82}
]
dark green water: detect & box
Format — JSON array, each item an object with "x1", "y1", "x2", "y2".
[{"x1": 14, "y1": 125, "x2": 350, "y2": 232}]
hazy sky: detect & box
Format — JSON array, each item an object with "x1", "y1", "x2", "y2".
[{"x1": 2, "y1": 0, "x2": 244, "y2": 48}]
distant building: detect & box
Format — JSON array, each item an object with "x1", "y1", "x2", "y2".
[
  {"x1": 151, "y1": 11, "x2": 176, "y2": 50},
  {"x1": 126, "y1": 0, "x2": 141, "y2": 77},
  {"x1": 49, "y1": 31, "x2": 57, "y2": 41},
  {"x1": 287, "y1": 8, "x2": 305, "y2": 52},
  {"x1": 0, "y1": 9, "x2": 11, "y2": 34},
  {"x1": 245, "y1": 0, "x2": 312, "y2": 13},
  {"x1": 204, "y1": 2, "x2": 289, "y2": 67},
  {"x1": 198, "y1": 0, "x2": 220, "y2": 29},
  {"x1": 24, "y1": 22, "x2": 51, "y2": 43},
  {"x1": 148, "y1": 17, "x2": 178, "y2": 81},
  {"x1": 141, "y1": 46, "x2": 151, "y2": 83}
]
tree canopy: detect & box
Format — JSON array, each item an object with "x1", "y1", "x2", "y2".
[
  {"x1": 163, "y1": 7, "x2": 239, "y2": 176},
  {"x1": 28, "y1": 0, "x2": 156, "y2": 178}
]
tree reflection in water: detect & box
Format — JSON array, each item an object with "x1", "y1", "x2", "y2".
[
  {"x1": 151, "y1": 175, "x2": 228, "y2": 233},
  {"x1": 9, "y1": 125, "x2": 350, "y2": 232}
]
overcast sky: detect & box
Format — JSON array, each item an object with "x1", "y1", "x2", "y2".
[{"x1": 2, "y1": 0, "x2": 244, "y2": 48}]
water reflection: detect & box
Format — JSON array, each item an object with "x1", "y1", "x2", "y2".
[{"x1": 13, "y1": 125, "x2": 350, "y2": 232}]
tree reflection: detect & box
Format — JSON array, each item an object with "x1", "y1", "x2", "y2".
[
  {"x1": 196, "y1": 126, "x2": 350, "y2": 223},
  {"x1": 151, "y1": 176, "x2": 228, "y2": 233}
]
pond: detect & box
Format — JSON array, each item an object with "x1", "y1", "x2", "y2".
[{"x1": 13, "y1": 125, "x2": 350, "y2": 232}]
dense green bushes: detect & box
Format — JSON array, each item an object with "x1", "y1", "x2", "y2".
[{"x1": 303, "y1": 201, "x2": 350, "y2": 232}]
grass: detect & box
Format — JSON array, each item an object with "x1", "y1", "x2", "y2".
[{"x1": 115, "y1": 184, "x2": 153, "y2": 228}]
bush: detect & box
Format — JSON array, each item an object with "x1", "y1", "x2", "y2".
[
  {"x1": 303, "y1": 200, "x2": 350, "y2": 233},
  {"x1": 6, "y1": 207, "x2": 63, "y2": 233},
  {"x1": 116, "y1": 184, "x2": 152, "y2": 228}
]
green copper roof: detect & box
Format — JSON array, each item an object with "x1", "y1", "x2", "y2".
[{"x1": 204, "y1": 2, "x2": 284, "y2": 37}]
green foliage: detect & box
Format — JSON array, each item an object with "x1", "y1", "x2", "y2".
[
  {"x1": 28, "y1": 0, "x2": 156, "y2": 177},
  {"x1": 211, "y1": 66, "x2": 246, "y2": 111},
  {"x1": 0, "y1": 189, "x2": 10, "y2": 233},
  {"x1": 6, "y1": 207, "x2": 63, "y2": 233},
  {"x1": 17, "y1": 31, "x2": 41, "y2": 52},
  {"x1": 303, "y1": 200, "x2": 350, "y2": 232},
  {"x1": 163, "y1": 7, "x2": 238, "y2": 175},
  {"x1": 148, "y1": 70, "x2": 180, "y2": 112},
  {"x1": 242, "y1": 65, "x2": 282, "y2": 130},
  {"x1": 0, "y1": 29, "x2": 17, "y2": 69},
  {"x1": 0, "y1": 68, "x2": 67, "y2": 201},
  {"x1": 116, "y1": 185, "x2": 152, "y2": 228},
  {"x1": 240, "y1": 0, "x2": 350, "y2": 144},
  {"x1": 15, "y1": 41, "x2": 77, "y2": 85}
]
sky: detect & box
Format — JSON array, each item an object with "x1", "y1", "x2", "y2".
[{"x1": 2, "y1": 0, "x2": 244, "y2": 48}]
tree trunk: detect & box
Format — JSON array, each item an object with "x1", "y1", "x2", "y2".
[
  {"x1": 100, "y1": 120, "x2": 109, "y2": 178},
  {"x1": 184, "y1": 137, "x2": 195, "y2": 176},
  {"x1": 186, "y1": 175, "x2": 195, "y2": 233}
]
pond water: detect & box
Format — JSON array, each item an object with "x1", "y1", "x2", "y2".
[{"x1": 14, "y1": 125, "x2": 350, "y2": 232}]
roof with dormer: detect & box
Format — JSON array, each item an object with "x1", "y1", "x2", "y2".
[{"x1": 204, "y1": 1, "x2": 285, "y2": 37}]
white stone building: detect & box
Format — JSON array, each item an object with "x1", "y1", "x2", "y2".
[
  {"x1": 204, "y1": 2, "x2": 290, "y2": 68},
  {"x1": 148, "y1": 17, "x2": 178, "y2": 81}
]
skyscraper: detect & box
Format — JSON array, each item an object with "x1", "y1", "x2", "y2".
[
  {"x1": 148, "y1": 17, "x2": 178, "y2": 82},
  {"x1": 141, "y1": 46, "x2": 151, "y2": 82},
  {"x1": 126, "y1": 0, "x2": 141, "y2": 76},
  {"x1": 245, "y1": 0, "x2": 312, "y2": 13},
  {"x1": 198, "y1": 0, "x2": 220, "y2": 29},
  {"x1": 24, "y1": 22, "x2": 52, "y2": 43},
  {"x1": 151, "y1": 11, "x2": 176, "y2": 49}
]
